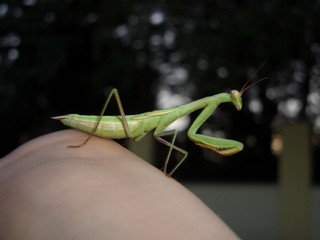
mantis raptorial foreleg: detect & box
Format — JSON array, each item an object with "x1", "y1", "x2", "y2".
[
  {"x1": 154, "y1": 129, "x2": 188, "y2": 176},
  {"x1": 188, "y1": 103, "x2": 243, "y2": 155},
  {"x1": 69, "y1": 89, "x2": 132, "y2": 148}
]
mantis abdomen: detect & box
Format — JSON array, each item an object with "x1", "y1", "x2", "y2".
[{"x1": 59, "y1": 114, "x2": 160, "y2": 139}]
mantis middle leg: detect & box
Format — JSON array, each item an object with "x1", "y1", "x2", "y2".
[{"x1": 154, "y1": 126, "x2": 188, "y2": 176}]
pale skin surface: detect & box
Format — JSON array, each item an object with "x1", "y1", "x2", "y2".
[{"x1": 0, "y1": 130, "x2": 240, "y2": 240}]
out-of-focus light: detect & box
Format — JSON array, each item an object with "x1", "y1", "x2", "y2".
[
  {"x1": 197, "y1": 59, "x2": 208, "y2": 70},
  {"x1": 165, "y1": 116, "x2": 190, "y2": 132},
  {"x1": 8, "y1": 48, "x2": 19, "y2": 61},
  {"x1": 158, "y1": 64, "x2": 188, "y2": 85},
  {"x1": 217, "y1": 67, "x2": 229, "y2": 79},
  {"x1": 114, "y1": 25, "x2": 129, "y2": 38},
  {"x1": 150, "y1": 10, "x2": 165, "y2": 25},
  {"x1": 84, "y1": 12, "x2": 98, "y2": 25},
  {"x1": 23, "y1": 0, "x2": 37, "y2": 6},
  {"x1": 0, "y1": 4, "x2": 8, "y2": 17},
  {"x1": 150, "y1": 34, "x2": 162, "y2": 46},
  {"x1": 163, "y1": 30, "x2": 175, "y2": 47},
  {"x1": 278, "y1": 98, "x2": 302, "y2": 118},
  {"x1": 45, "y1": 12, "x2": 56, "y2": 23},
  {"x1": 1, "y1": 33, "x2": 21, "y2": 47},
  {"x1": 248, "y1": 99, "x2": 263, "y2": 114},
  {"x1": 156, "y1": 87, "x2": 191, "y2": 109},
  {"x1": 271, "y1": 133, "x2": 282, "y2": 155}
]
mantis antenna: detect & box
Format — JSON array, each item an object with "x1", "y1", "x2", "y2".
[{"x1": 240, "y1": 61, "x2": 268, "y2": 95}]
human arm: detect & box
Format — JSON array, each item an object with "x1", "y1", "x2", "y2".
[{"x1": 0, "y1": 129, "x2": 239, "y2": 240}]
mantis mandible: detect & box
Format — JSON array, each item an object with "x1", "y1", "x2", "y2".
[{"x1": 53, "y1": 77, "x2": 265, "y2": 176}]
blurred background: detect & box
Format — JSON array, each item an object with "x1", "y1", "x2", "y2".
[{"x1": 0, "y1": 0, "x2": 319, "y2": 239}]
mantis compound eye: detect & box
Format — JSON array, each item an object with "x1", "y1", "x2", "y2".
[{"x1": 230, "y1": 90, "x2": 242, "y2": 111}]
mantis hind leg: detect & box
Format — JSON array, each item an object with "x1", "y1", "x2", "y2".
[
  {"x1": 69, "y1": 88, "x2": 132, "y2": 148},
  {"x1": 154, "y1": 130, "x2": 188, "y2": 176}
]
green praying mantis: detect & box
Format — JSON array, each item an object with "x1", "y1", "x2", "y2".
[{"x1": 53, "y1": 75, "x2": 265, "y2": 176}]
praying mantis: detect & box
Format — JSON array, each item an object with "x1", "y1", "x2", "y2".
[{"x1": 53, "y1": 76, "x2": 265, "y2": 176}]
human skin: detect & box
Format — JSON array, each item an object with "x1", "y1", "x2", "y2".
[{"x1": 0, "y1": 130, "x2": 239, "y2": 240}]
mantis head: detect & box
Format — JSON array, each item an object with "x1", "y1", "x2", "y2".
[
  {"x1": 231, "y1": 62, "x2": 267, "y2": 111},
  {"x1": 230, "y1": 75, "x2": 267, "y2": 112},
  {"x1": 230, "y1": 90, "x2": 242, "y2": 111}
]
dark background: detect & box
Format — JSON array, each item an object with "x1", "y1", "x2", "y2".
[{"x1": 0, "y1": 0, "x2": 319, "y2": 182}]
